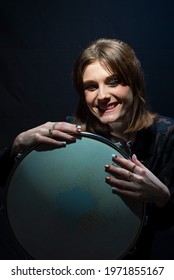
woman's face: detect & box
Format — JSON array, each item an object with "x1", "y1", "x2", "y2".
[{"x1": 82, "y1": 61, "x2": 133, "y2": 127}]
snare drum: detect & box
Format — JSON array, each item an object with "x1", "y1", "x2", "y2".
[{"x1": 6, "y1": 132, "x2": 145, "y2": 259}]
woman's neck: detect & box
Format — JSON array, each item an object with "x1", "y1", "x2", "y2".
[{"x1": 109, "y1": 122, "x2": 136, "y2": 143}]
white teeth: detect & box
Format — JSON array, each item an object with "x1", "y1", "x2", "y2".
[
  {"x1": 99, "y1": 104, "x2": 115, "y2": 110},
  {"x1": 107, "y1": 105, "x2": 115, "y2": 109}
]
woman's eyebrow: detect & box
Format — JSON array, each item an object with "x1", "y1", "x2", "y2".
[
  {"x1": 83, "y1": 80, "x2": 96, "y2": 85},
  {"x1": 105, "y1": 74, "x2": 118, "y2": 82}
]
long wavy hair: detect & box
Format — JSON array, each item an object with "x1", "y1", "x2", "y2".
[{"x1": 72, "y1": 38, "x2": 156, "y2": 136}]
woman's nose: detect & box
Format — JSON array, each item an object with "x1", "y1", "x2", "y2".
[{"x1": 97, "y1": 86, "x2": 110, "y2": 100}]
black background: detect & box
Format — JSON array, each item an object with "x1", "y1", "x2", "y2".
[
  {"x1": 0, "y1": 0, "x2": 174, "y2": 148},
  {"x1": 0, "y1": 0, "x2": 174, "y2": 259}
]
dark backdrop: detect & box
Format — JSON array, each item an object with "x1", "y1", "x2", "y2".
[
  {"x1": 0, "y1": 0, "x2": 174, "y2": 259},
  {"x1": 0, "y1": 0, "x2": 174, "y2": 148}
]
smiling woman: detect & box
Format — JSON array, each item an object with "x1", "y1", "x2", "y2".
[
  {"x1": 73, "y1": 38, "x2": 156, "y2": 136},
  {"x1": 1, "y1": 38, "x2": 174, "y2": 260},
  {"x1": 83, "y1": 61, "x2": 133, "y2": 130}
]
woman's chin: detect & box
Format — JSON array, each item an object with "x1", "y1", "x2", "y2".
[{"x1": 98, "y1": 115, "x2": 118, "y2": 124}]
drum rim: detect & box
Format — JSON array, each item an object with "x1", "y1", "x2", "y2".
[
  {"x1": 6, "y1": 132, "x2": 130, "y2": 186},
  {"x1": 78, "y1": 132, "x2": 129, "y2": 158},
  {"x1": 5, "y1": 131, "x2": 146, "y2": 259}
]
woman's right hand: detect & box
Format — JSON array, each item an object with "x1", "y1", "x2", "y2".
[{"x1": 11, "y1": 121, "x2": 81, "y2": 156}]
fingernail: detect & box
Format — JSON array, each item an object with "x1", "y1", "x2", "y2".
[
  {"x1": 112, "y1": 154, "x2": 117, "y2": 160},
  {"x1": 105, "y1": 176, "x2": 111, "y2": 182},
  {"x1": 76, "y1": 125, "x2": 81, "y2": 132},
  {"x1": 132, "y1": 154, "x2": 137, "y2": 160},
  {"x1": 104, "y1": 164, "x2": 110, "y2": 170},
  {"x1": 61, "y1": 141, "x2": 66, "y2": 147},
  {"x1": 112, "y1": 187, "x2": 117, "y2": 192}
]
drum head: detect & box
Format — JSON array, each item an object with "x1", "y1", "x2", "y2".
[{"x1": 6, "y1": 132, "x2": 145, "y2": 259}]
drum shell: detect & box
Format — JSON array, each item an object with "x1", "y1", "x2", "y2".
[{"x1": 6, "y1": 132, "x2": 145, "y2": 259}]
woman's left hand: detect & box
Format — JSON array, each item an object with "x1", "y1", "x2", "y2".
[{"x1": 105, "y1": 154, "x2": 170, "y2": 208}]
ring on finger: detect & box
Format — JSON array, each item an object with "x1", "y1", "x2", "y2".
[
  {"x1": 52, "y1": 122, "x2": 57, "y2": 130},
  {"x1": 128, "y1": 171, "x2": 134, "y2": 180},
  {"x1": 132, "y1": 164, "x2": 136, "y2": 172},
  {"x1": 48, "y1": 129, "x2": 53, "y2": 136},
  {"x1": 48, "y1": 122, "x2": 57, "y2": 136}
]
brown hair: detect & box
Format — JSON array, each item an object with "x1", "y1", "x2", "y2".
[{"x1": 72, "y1": 38, "x2": 156, "y2": 135}]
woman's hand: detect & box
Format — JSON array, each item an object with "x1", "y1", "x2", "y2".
[
  {"x1": 105, "y1": 154, "x2": 170, "y2": 208},
  {"x1": 11, "y1": 121, "x2": 81, "y2": 156}
]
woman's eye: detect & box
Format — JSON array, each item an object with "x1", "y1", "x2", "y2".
[
  {"x1": 109, "y1": 79, "x2": 120, "y2": 86},
  {"x1": 84, "y1": 84, "x2": 97, "y2": 91}
]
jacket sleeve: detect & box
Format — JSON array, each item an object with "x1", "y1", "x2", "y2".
[{"x1": 149, "y1": 127, "x2": 174, "y2": 229}]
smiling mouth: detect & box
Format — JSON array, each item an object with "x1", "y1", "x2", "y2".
[{"x1": 98, "y1": 102, "x2": 118, "y2": 112}]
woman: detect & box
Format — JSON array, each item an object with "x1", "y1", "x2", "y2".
[{"x1": 2, "y1": 38, "x2": 174, "y2": 259}]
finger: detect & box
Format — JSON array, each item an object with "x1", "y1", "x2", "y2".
[
  {"x1": 105, "y1": 175, "x2": 137, "y2": 191},
  {"x1": 112, "y1": 155, "x2": 139, "y2": 173},
  {"x1": 105, "y1": 164, "x2": 131, "y2": 181},
  {"x1": 105, "y1": 164, "x2": 145, "y2": 185},
  {"x1": 54, "y1": 122, "x2": 81, "y2": 134},
  {"x1": 48, "y1": 129, "x2": 77, "y2": 142},
  {"x1": 35, "y1": 141, "x2": 67, "y2": 151},
  {"x1": 131, "y1": 154, "x2": 145, "y2": 168},
  {"x1": 29, "y1": 134, "x2": 67, "y2": 146},
  {"x1": 111, "y1": 186, "x2": 144, "y2": 202},
  {"x1": 34, "y1": 125, "x2": 77, "y2": 142}
]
